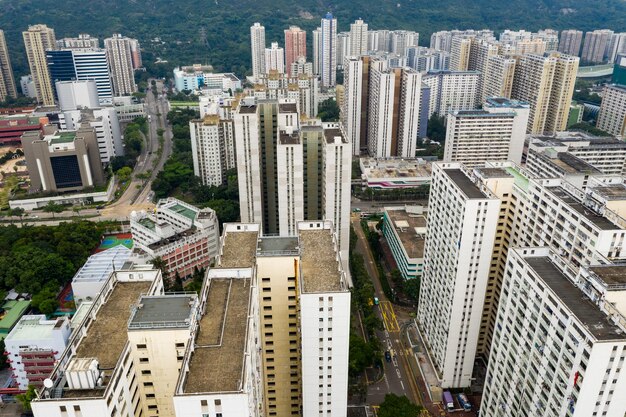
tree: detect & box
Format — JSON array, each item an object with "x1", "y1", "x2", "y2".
[
  {"x1": 150, "y1": 257, "x2": 171, "y2": 288},
  {"x1": 42, "y1": 201, "x2": 64, "y2": 218},
  {"x1": 0, "y1": 339, "x2": 7, "y2": 370},
  {"x1": 317, "y1": 98, "x2": 340, "y2": 122},
  {"x1": 349, "y1": 333, "x2": 376, "y2": 376},
  {"x1": 16, "y1": 385, "x2": 37, "y2": 411},
  {"x1": 404, "y1": 278, "x2": 420, "y2": 302},
  {"x1": 426, "y1": 114, "x2": 446, "y2": 142},
  {"x1": 10, "y1": 207, "x2": 25, "y2": 225},
  {"x1": 378, "y1": 394, "x2": 423, "y2": 417},
  {"x1": 116, "y1": 166, "x2": 133, "y2": 183}
]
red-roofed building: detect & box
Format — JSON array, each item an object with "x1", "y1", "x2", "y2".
[{"x1": 0, "y1": 115, "x2": 47, "y2": 145}]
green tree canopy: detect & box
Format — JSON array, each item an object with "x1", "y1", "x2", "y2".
[{"x1": 378, "y1": 394, "x2": 423, "y2": 417}]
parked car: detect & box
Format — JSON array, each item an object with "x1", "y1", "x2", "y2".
[{"x1": 384, "y1": 351, "x2": 392, "y2": 362}]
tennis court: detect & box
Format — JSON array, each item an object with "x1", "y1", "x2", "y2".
[{"x1": 97, "y1": 233, "x2": 134, "y2": 252}]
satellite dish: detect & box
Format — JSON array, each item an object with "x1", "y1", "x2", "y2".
[{"x1": 43, "y1": 378, "x2": 54, "y2": 389}]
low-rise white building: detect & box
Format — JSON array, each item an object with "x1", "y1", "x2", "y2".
[
  {"x1": 71, "y1": 245, "x2": 132, "y2": 305},
  {"x1": 130, "y1": 198, "x2": 219, "y2": 278},
  {"x1": 5, "y1": 315, "x2": 71, "y2": 389},
  {"x1": 382, "y1": 206, "x2": 426, "y2": 280},
  {"x1": 359, "y1": 157, "x2": 432, "y2": 189},
  {"x1": 173, "y1": 65, "x2": 241, "y2": 94}
]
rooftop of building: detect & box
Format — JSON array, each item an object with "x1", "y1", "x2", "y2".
[
  {"x1": 588, "y1": 265, "x2": 626, "y2": 287},
  {"x1": 279, "y1": 129, "x2": 300, "y2": 145},
  {"x1": 220, "y1": 231, "x2": 259, "y2": 268},
  {"x1": 552, "y1": 152, "x2": 602, "y2": 175},
  {"x1": 257, "y1": 236, "x2": 299, "y2": 255},
  {"x1": 166, "y1": 202, "x2": 198, "y2": 221},
  {"x1": 605, "y1": 84, "x2": 626, "y2": 92},
  {"x1": 475, "y1": 167, "x2": 513, "y2": 178},
  {"x1": 531, "y1": 132, "x2": 626, "y2": 149},
  {"x1": 184, "y1": 278, "x2": 251, "y2": 393},
  {"x1": 385, "y1": 208, "x2": 426, "y2": 259},
  {"x1": 72, "y1": 246, "x2": 132, "y2": 283},
  {"x1": 146, "y1": 227, "x2": 202, "y2": 251},
  {"x1": 590, "y1": 184, "x2": 626, "y2": 200},
  {"x1": 323, "y1": 127, "x2": 348, "y2": 144},
  {"x1": 69, "y1": 281, "x2": 151, "y2": 388},
  {"x1": 5, "y1": 315, "x2": 65, "y2": 342},
  {"x1": 484, "y1": 97, "x2": 530, "y2": 108},
  {"x1": 445, "y1": 168, "x2": 487, "y2": 199},
  {"x1": 279, "y1": 102, "x2": 298, "y2": 113},
  {"x1": 549, "y1": 186, "x2": 619, "y2": 230},
  {"x1": 526, "y1": 256, "x2": 625, "y2": 341},
  {"x1": 238, "y1": 104, "x2": 257, "y2": 114},
  {"x1": 47, "y1": 131, "x2": 76, "y2": 145},
  {"x1": 138, "y1": 217, "x2": 156, "y2": 231},
  {"x1": 450, "y1": 109, "x2": 516, "y2": 118},
  {"x1": 299, "y1": 229, "x2": 342, "y2": 293},
  {"x1": 0, "y1": 300, "x2": 31, "y2": 334},
  {"x1": 0, "y1": 115, "x2": 42, "y2": 127},
  {"x1": 360, "y1": 157, "x2": 432, "y2": 179},
  {"x1": 128, "y1": 294, "x2": 196, "y2": 329}
]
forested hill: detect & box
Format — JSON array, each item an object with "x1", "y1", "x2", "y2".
[{"x1": 1, "y1": 0, "x2": 626, "y2": 77}]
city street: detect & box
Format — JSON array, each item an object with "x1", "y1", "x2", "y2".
[
  {"x1": 351, "y1": 214, "x2": 423, "y2": 407},
  {"x1": 2, "y1": 80, "x2": 172, "y2": 225}
]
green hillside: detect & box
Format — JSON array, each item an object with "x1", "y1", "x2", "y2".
[{"x1": 1, "y1": 0, "x2": 625, "y2": 78}]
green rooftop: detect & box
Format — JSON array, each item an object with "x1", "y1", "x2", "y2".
[
  {"x1": 168, "y1": 203, "x2": 197, "y2": 221},
  {"x1": 505, "y1": 166, "x2": 529, "y2": 192},
  {"x1": 138, "y1": 217, "x2": 156, "y2": 231},
  {"x1": 49, "y1": 131, "x2": 77, "y2": 145},
  {"x1": 0, "y1": 300, "x2": 31, "y2": 339}
]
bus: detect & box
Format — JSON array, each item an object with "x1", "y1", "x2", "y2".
[{"x1": 443, "y1": 391, "x2": 454, "y2": 411}]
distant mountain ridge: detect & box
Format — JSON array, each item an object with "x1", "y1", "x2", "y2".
[{"x1": 1, "y1": 0, "x2": 625, "y2": 76}]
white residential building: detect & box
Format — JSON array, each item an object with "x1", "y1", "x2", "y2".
[
  {"x1": 298, "y1": 222, "x2": 350, "y2": 417},
  {"x1": 251, "y1": 22, "x2": 266, "y2": 81},
  {"x1": 511, "y1": 52, "x2": 579, "y2": 134},
  {"x1": 597, "y1": 84, "x2": 626, "y2": 138},
  {"x1": 320, "y1": 13, "x2": 337, "y2": 88},
  {"x1": 443, "y1": 98, "x2": 530, "y2": 166},
  {"x1": 526, "y1": 132, "x2": 626, "y2": 176},
  {"x1": 422, "y1": 70, "x2": 480, "y2": 117},
  {"x1": 5, "y1": 315, "x2": 71, "y2": 389},
  {"x1": 234, "y1": 99, "x2": 351, "y2": 277},
  {"x1": 349, "y1": 19, "x2": 368, "y2": 57},
  {"x1": 30, "y1": 266, "x2": 164, "y2": 417},
  {"x1": 56, "y1": 33, "x2": 99, "y2": 49},
  {"x1": 104, "y1": 34, "x2": 137, "y2": 95},
  {"x1": 130, "y1": 198, "x2": 220, "y2": 277},
  {"x1": 367, "y1": 60, "x2": 423, "y2": 158},
  {"x1": 481, "y1": 247, "x2": 626, "y2": 417},
  {"x1": 341, "y1": 56, "x2": 363, "y2": 155},
  {"x1": 190, "y1": 112, "x2": 235, "y2": 186},
  {"x1": 417, "y1": 163, "x2": 501, "y2": 388},
  {"x1": 336, "y1": 32, "x2": 351, "y2": 70},
  {"x1": 264, "y1": 42, "x2": 285, "y2": 74}
]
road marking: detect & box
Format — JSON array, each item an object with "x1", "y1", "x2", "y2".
[
  {"x1": 396, "y1": 368, "x2": 402, "y2": 378},
  {"x1": 400, "y1": 380, "x2": 405, "y2": 390}
]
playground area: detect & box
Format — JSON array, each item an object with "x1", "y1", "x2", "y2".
[
  {"x1": 56, "y1": 282, "x2": 75, "y2": 314},
  {"x1": 96, "y1": 233, "x2": 133, "y2": 252}
]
